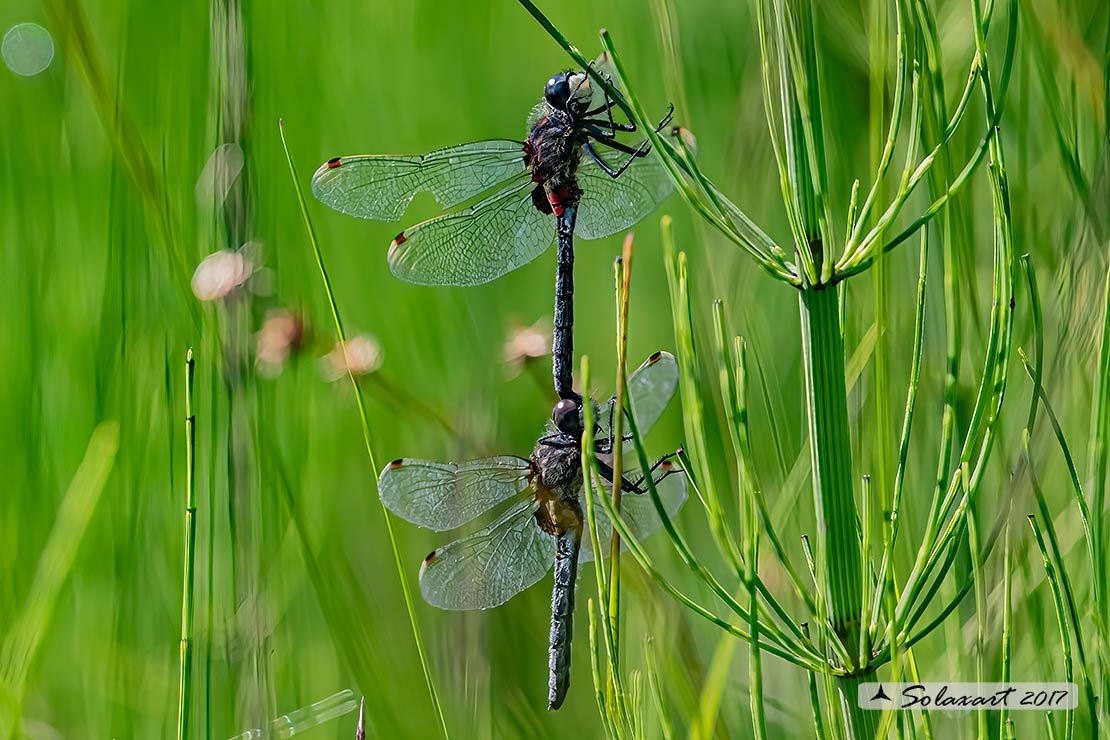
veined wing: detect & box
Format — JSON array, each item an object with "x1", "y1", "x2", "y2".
[
  {"x1": 420, "y1": 499, "x2": 556, "y2": 610},
  {"x1": 579, "y1": 461, "x2": 687, "y2": 563},
  {"x1": 387, "y1": 175, "x2": 553, "y2": 286},
  {"x1": 575, "y1": 143, "x2": 673, "y2": 240},
  {"x1": 597, "y1": 351, "x2": 679, "y2": 443},
  {"x1": 575, "y1": 52, "x2": 673, "y2": 239},
  {"x1": 311, "y1": 140, "x2": 527, "y2": 222},
  {"x1": 378, "y1": 456, "x2": 531, "y2": 531}
]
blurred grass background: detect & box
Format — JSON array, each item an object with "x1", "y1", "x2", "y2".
[{"x1": 0, "y1": 0, "x2": 1107, "y2": 737}]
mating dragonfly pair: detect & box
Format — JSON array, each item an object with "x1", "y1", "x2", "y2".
[{"x1": 313, "y1": 56, "x2": 687, "y2": 710}]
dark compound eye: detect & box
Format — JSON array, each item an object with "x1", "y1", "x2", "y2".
[
  {"x1": 552, "y1": 398, "x2": 580, "y2": 434},
  {"x1": 544, "y1": 74, "x2": 570, "y2": 110}
]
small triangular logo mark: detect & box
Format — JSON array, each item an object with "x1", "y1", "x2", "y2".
[{"x1": 871, "y1": 684, "x2": 891, "y2": 702}]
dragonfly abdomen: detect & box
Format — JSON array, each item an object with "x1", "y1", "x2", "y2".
[{"x1": 548, "y1": 527, "x2": 581, "y2": 710}]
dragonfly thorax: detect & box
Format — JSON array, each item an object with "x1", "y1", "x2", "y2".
[
  {"x1": 530, "y1": 439, "x2": 584, "y2": 536},
  {"x1": 525, "y1": 109, "x2": 583, "y2": 217}
]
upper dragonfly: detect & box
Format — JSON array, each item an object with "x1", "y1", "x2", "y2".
[
  {"x1": 312, "y1": 55, "x2": 680, "y2": 399},
  {"x1": 378, "y1": 351, "x2": 686, "y2": 710}
]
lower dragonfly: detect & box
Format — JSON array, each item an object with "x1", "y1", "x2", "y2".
[
  {"x1": 379, "y1": 352, "x2": 686, "y2": 710},
  {"x1": 312, "y1": 54, "x2": 682, "y2": 400}
]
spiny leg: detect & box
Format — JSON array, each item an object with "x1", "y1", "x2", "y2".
[
  {"x1": 580, "y1": 118, "x2": 636, "y2": 135},
  {"x1": 583, "y1": 104, "x2": 676, "y2": 178},
  {"x1": 582, "y1": 138, "x2": 647, "y2": 179},
  {"x1": 626, "y1": 450, "x2": 683, "y2": 493}
]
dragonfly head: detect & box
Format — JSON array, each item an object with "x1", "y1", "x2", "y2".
[
  {"x1": 544, "y1": 71, "x2": 591, "y2": 117},
  {"x1": 552, "y1": 397, "x2": 583, "y2": 436}
]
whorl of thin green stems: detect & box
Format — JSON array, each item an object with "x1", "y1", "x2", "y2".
[
  {"x1": 668, "y1": 236, "x2": 826, "y2": 666},
  {"x1": 278, "y1": 121, "x2": 449, "y2": 740},
  {"x1": 869, "y1": 228, "x2": 928, "y2": 634},
  {"x1": 711, "y1": 304, "x2": 816, "y2": 616},
  {"x1": 881, "y1": 24, "x2": 1017, "y2": 650},
  {"x1": 594, "y1": 388, "x2": 826, "y2": 671},
  {"x1": 661, "y1": 218, "x2": 743, "y2": 574},
  {"x1": 520, "y1": 0, "x2": 1004, "y2": 288}
]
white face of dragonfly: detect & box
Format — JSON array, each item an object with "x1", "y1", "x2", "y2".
[
  {"x1": 544, "y1": 71, "x2": 592, "y2": 116},
  {"x1": 565, "y1": 72, "x2": 591, "y2": 113}
]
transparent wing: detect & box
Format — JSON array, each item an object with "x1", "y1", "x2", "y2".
[
  {"x1": 387, "y1": 176, "x2": 554, "y2": 286},
  {"x1": 575, "y1": 52, "x2": 673, "y2": 239},
  {"x1": 579, "y1": 462, "x2": 687, "y2": 563},
  {"x1": 574, "y1": 144, "x2": 673, "y2": 240},
  {"x1": 597, "y1": 351, "x2": 679, "y2": 443},
  {"x1": 378, "y1": 456, "x2": 531, "y2": 532},
  {"x1": 589, "y1": 51, "x2": 619, "y2": 109},
  {"x1": 311, "y1": 140, "x2": 527, "y2": 222},
  {"x1": 420, "y1": 499, "x2": 556, "y2": 610}
]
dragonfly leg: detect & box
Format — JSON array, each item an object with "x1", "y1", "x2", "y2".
[
  {"x1": 583, "y1": 137, "x2": 649, "y2": 179},
  {"x1": 592, "y1": 457, "x2": 643, "y2": 495},
  {"x1": 581, "y1": 87, "x2": 634, "y2": 133},
  {"x1": 579, "y1": 118, "x2": 636, "y2": 134},
  {"x1": 627, "y1": 450, "x2": 683, "y2": 492},
  {"x1": 538, "y1": 433, "x2": 579, "y2": 449},
  {"x1": 582, "y1": 98, "x2": 621, "y2": 119}
]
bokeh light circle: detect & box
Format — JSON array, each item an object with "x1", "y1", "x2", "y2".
[{"x1": 3, "y1": 23, "x2": 54, "y2": 77}]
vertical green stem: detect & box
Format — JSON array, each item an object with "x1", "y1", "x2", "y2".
[
  {"x1": 605, "y1": 236, "x2": 634, "y2": 721},
  {"x1": 799, "y1": 285, "x2": 876, "y2": 737},
  {"x1": 177, "y1": 348, "x2": 197, "y2": 740}
]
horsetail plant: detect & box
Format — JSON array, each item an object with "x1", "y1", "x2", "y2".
[
  {"x1": 177, "y1": 348, "x2": 197, "y2": 740},
  {"x1": 519, "y1": 0, "x2": 1018, "y2": 735}
]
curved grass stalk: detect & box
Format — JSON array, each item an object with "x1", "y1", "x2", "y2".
[
  {"x1": 278, "y1": 122, "x2": 449, "y2": 739},
  {"x1": 1029, "y1": 514, "x2": 1076, "y2": 740},
  {"x1": 1026, "y1": 434, "x2": 1098, "y2": 737}
]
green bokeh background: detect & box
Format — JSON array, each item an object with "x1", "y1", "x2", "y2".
[{"x1": 1, "y1": 0, "x2": 1107, "y2": 737}]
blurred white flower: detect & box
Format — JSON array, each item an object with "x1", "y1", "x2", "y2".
[
  {"x1": 191, "y1": 249, "x2": 254, "y2": 301},
  {"x1": 503, "y1": 318, "x2": 551, "y2": 379},
  {"x1": 256, "y1": 308, "x2": 307, "y2": 377},
  {"x1": 322, "y1": 334, "x2": 382, "y2": 380}
]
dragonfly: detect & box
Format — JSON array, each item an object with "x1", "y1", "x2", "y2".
[
  {"x1": 378, "y1": 351, "x2": 686, "y2": 710},
  {"x1": 312, "y1": 55, "x2": 681, "y2": 400}
]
